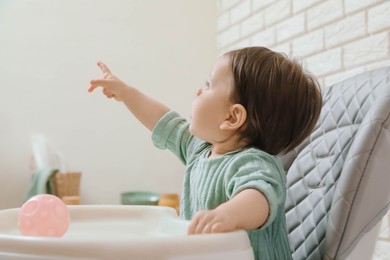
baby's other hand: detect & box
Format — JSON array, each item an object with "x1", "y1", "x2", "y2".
[{"x1": 188, "y1": 209, "x2": 238, "y2": 235}]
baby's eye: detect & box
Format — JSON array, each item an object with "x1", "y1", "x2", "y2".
[{"x1": 204, "y1": 80, "x2": 210, "y2": 89}]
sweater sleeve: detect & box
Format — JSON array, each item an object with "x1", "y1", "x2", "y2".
[
  {"x1": 151, "y1": 111, "x2": 196, "y2": 165},
  {"x1": 225, "y1": 151, "x2": 286, "y2": 230}
]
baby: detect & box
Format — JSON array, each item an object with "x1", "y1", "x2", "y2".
[{"x1": 88, "y1": 46, "x2": 322, "y2": 259}]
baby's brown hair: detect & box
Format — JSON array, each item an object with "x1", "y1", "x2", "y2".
[{"x1": 225, "y1": 46, "x2": 322, "y2": 155}]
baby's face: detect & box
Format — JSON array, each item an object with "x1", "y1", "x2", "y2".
[{"x1": 189, "y1": 56, "x2": 234, "y2": 143}]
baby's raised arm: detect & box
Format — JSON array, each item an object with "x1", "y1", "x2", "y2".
[{"x1": 89, "y1": 61, "x2": 170, "y2": 131}]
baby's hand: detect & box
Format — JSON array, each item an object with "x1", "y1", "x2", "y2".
[
  {"x1": 88, "y1": 61, "x2": 127, "y2": 101},
  {"x1": 188, "y1": 208, "x2": 238, "y2": 234}
]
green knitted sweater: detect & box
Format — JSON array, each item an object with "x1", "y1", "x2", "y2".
[{"x1": 152, "y1": 111, "x2": 292, "y2": 260}]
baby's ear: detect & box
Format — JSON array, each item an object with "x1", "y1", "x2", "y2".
[{"x1": 220, "y1": 104, "x2": 247, "y2": 130}]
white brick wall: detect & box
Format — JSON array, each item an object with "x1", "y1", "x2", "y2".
[
  {"x1": 344, "y1": 0, "x2": 383, "y2": 14},
  {"x1": 343, "y1": 32, "x2": 389, "y2": 68},
  {"x1": 216, "y1": 0, "x2": 390, "y2": 87},
  {"x1": 368, "y1": 1, "x2": 390, "y2": 33},
  {"x1": 307, "y1": 0, "x2": 344, "y2": 31},
  {"x1": 264, "y1": 0, "x2": 290, "y2": 26},
  {"x1": 305, "y1": 47, "x2": 342, "y2": 76},
  {"x1": 292, "y1": 29, "x2": 323, "y2": 57},
  {"x1": 276, "y1": 13, "x2": 305, "y2": 42},
  {"x1": 324, "y1": 12, "x2": 366, "y2": 48}
]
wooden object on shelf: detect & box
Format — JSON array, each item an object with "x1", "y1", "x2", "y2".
[{"x1": 51, "y1": 171, "x2": 81, "y2": 205}]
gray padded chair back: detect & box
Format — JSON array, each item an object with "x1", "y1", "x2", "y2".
[{"x1": 280, "y1": 67, "x2": 390, "y2": 260}]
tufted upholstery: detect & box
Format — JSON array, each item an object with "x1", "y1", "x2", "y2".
[{"x1": 280, "y1": 67, "x2": 390, "y2": 260}]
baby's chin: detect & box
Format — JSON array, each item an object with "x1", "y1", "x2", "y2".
[
  {"x1": 188, "y1": 123, "x2": 194, "y2": 135},
  {"x1": 188, "y1": 124, "x2": 208, "y2": 143},
  {"x1": 188, "y1": 123, "x2": 200, "y2": 138}
]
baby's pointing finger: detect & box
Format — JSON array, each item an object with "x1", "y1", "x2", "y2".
[{"x1": 97, "y1": 61, "x2": 111, "y2": 74}]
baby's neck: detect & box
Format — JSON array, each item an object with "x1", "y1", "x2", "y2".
[{"x1": 209, "y1": 140, "x2": 247, "y2": 158}]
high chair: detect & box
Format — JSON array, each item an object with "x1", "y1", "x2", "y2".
[{"x1": 279, "y1": 66, "x2": 390, "y2": 259}]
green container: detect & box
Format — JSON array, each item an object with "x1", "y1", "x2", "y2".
[{"x1": 120, "y1": 191, "x2": 160, "y2": 205}]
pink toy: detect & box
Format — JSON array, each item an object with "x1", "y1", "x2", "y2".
[{"x1": 17, "y1": 194, "x2": 70, "y2": 237}]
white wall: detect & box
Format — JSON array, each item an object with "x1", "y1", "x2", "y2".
[{"x1": 0, "y1": 0, "x2": 217, "y2": 209}]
